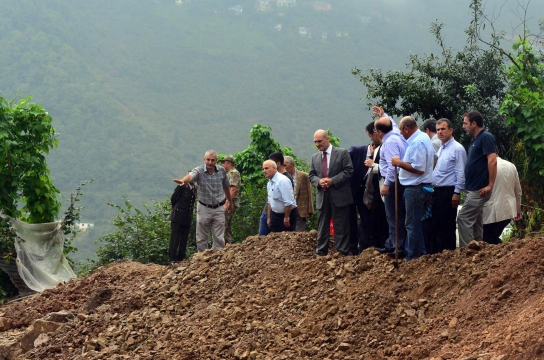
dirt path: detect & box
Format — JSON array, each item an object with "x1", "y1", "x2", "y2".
[{"x1": 1, "y1": 232, "x2": 543, "y2": 359}]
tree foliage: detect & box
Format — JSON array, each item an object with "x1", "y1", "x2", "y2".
[
  {"x1": 499, "y1": 39, "x2": 544, "y2": 235},
  {"x1": 0, "y1": 97, "x2": 60, "y2": 223},
  {"x1": 352, "y1": 18, "x2": 511, "y2": 151},
  {"x1": 500, "y1": 39, "x2": 544, "y2": 174},
  {"x1": 0, "y1": 96, "x2": 61, "y2": 267},
  {"x1": 92, "y1": 197, "x2": 190, "y2": 268}
]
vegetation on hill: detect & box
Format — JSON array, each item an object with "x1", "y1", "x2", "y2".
[{"x1": 1, "y1": 0, "x2": 543, "y2": 264}]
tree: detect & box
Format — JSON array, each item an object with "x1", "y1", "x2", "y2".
[
  {"x1": 352, "y1": 18, "x2": 511, "y2": 152},
  {"x1": 0, "y1": 97, "x2": 60, "y2": 224},
  {"x1": 0, "y1": 96, "x2": 62, "y2": 301}
]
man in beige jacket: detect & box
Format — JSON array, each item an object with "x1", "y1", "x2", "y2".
[
  {"x1": 284, "y1": 156, "x2": 314, "y2": 231},
  {"x1": 482, "y1": 157, "x2": 522, "y2": 244}
]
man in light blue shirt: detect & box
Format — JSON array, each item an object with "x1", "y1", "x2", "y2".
[
  {"x1": 391, "y1": 117, "x2": 434, "y2": 261},
  {"x1": 375, "y1": 116, "x2": 408, "y2": 257},
  {"x1": 263, "y1": 160, "x2": 297, "y2": 232},
  {"x1": 432, "y1": 118, "x2": 467, "y2": 253}
]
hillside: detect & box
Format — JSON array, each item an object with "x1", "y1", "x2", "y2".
[
  {"x1": 2, "y1": 0, "x2": 543, "y2": 261},
  {"x1": 1, "y1": 232, "x2": 543, "y2": 359}
]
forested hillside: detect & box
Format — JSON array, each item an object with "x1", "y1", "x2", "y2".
[{"x1": 1, "y1": 0, "x2": 541, "y2": 260}]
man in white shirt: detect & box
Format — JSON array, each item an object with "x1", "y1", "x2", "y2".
[{"x1": 482, "y1": 157, "x2": 522, "y2": 244}]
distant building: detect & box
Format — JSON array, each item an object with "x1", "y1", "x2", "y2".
[
  {"x1": 299, "y1": 27, "x2": 307, "y2": 36},
  {"x1": 277, "y1": 0, "x2": 296, "y2": 6},
  {"x1": 175, "y1": 0, "x2": 183, "y2": 5},
  {"x1": 229, "y1": 5, "x2": 243, "y2": 15},
  {"x1": 312, "y1": 2, "x2": 331, "y2": 11},
  {"x1": 275, "y1": 24, "x2": 283, "y2": 31},
  {"x1": 255, "y1": 0, "x2": 272, "y2": 11},
  {"x1": 322, "y1": 32, "x2": 327, "y2": 40},
  {"x1": 77, "y1": 223, "x2": 94, "y2": 232}
]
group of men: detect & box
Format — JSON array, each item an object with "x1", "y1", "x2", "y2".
[{"x1": 169, "y1": 109, "x2": 521, "y2": 263}]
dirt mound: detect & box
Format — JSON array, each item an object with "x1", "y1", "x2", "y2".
[{"x1": 1, "y1": 232, "x2": 544, "y2": 360}]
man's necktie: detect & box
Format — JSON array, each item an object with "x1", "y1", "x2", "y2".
[{"x1": 322, "y1": 152, "x2": 328, "y2": 191}]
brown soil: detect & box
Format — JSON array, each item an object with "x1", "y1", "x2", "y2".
[{"x1": 1, "y1": 232, "x2": 544, "y2": 360}]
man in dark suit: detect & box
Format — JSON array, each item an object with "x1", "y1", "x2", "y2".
[
  {"x1": 309, "y1": 129, "x2": 354, "y2": 256},
  {"x1": 363, "y1": 121, "x2": 389, "y2": 249},
  {"x1": 169, "y1": 181, "x2": 196, "y2": 263},
  {"x1": 348, "y1": 145, "x2": 370, "y2": 255}
]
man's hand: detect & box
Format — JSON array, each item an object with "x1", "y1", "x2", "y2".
[
  {"x1": 372, "y1": 106, "x2": 384, "y2": 117},
  {"x1": 173, "y1": 179, "x2": 185, "y2": 185},
  {"x1": 223, "y1": 200, "x2": 230, "y2": 211},
  {"x1": 452, "y1": 193, "x2": 460, "y2": 208},
  {"x1": 366, "y1": 203, "x2": 372, "y2": 210},
  {"x1": 478, "y1": 185, "x2": 493, "y2": 197},
  {"x1": 380, "y1": 184, "x2": 389, "y2": 197},
  {"x1": 319, "y1": 177, "x2": 333, "y2": 189},
  {"x1": 391, "y1": 156, "x2": 401, "y2": 167},
  {"x1": 364, "y1": 158, "x2": 374, "y2": 167},
  {"x1": 226, "y1": 201, "x2": 234, "y2": 213},
  {"x1": 283, "y1": 217, "x2": 290, "y2": 228},
  {"x1": 514, "y1": 212, "x2": 522, "y2": 221},
  {"x1": 267, "y1": 216, "x2": 270, "y2": 227}
]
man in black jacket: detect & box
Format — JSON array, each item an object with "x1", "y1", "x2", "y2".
[{"x1": 169, "y1": 181, "x2": 196, "y2": 263}]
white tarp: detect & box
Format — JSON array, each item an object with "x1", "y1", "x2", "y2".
[{"x1": 2, "y1": 215, "x2": 76, "y2": 292}]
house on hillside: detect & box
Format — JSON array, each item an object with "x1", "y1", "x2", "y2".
[
  {"x1": 312, "y1": 2, "x2": 331, "y2": 11},
  {"x1": 255, "y1": 0, "x2": 272, "y2": 11},
  {"x1": 77, "y1": 223, "x2": 95, "y2": 232},
  {"x1": 229, "y1": 5, "x2": 243, "y2": 15},
  {"x1": 299, "y1": 27, "x2": 307, "y2": 36},
  {"x1": 175, "y1": 0, "x2": 183, "y2": 5},
  {"x1": 275, "y1": 24, "x2": 283, "y2": 31},
  {"x1": 277, "y1": 0, "x2": 296, "y2": 6}
]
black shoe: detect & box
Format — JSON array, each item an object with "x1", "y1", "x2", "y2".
[
  {"x1": 387, "y1": 250, "x2": 406, "y2": 259},
  {"x1": 375, "y1": 247, "x2": 394, "y2": 254}
]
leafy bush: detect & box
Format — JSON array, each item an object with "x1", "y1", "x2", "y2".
[{"x1": 90, "y1": 197, "x2": 197, "y2": 269}]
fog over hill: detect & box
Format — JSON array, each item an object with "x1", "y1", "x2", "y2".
[{"x1": 1, "y1": 0, "x2": 542, "y2": 259}]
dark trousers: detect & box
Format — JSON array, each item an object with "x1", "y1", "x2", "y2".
[
  {"x1": 483, "y1": 219, "x2": 511, "y2": 245},
  {"x1": 432, "y1": 186, "x2": 458, "y2": 253},
  {"x1": 169, "y1": 222, "x2": 191, "y2": 262},
  {"x1": 384, "y1": 182, "x2": 406, "y2": 251},
  {"x1": 368, "y1": 181, "x2": 388, "y2": 249},
  {"x1": 259, "y1": 213, "x2": 270, "y2": 235},
  {"x1": 349, "y1": 190, "x2": 372, "y2": 255},
  {"x1": 317, "y1": 191, "x2": 351, "y2": 255},
  {"x1": 269, "y1": 209, "x2": 297, "y2": 232}
]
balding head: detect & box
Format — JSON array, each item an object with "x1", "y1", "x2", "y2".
[
  {"x1": 374, "y1": 117, "x2": 393, "y2": 138},
  {"x1": 399, "y1": 116, "x2": 418, "y2": 139},
  {"x1": 313, "y1": 129, "x2": 331, "y2": 151},
  {"x1": 263, "y1": 160, "x2": 278, "y2": 179}
]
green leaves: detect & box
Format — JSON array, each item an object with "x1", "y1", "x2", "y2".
[
  {"x1": 0, "y1": 96, "x2": 60, "y2": 223},
  {"x1": 94, "y1": 197, "x2": 182, "y2": 267}
]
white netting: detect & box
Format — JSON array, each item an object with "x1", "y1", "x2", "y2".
[{"x1": 2, "y1": 215, "x2": 76, "y2": 292}]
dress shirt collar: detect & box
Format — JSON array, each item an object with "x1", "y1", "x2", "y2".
[
  {"x1": 270, "y1": 171, "x2": 282, "y2": 183},
  {"x1": 441, "y1": 137, "x2": 455, "y2": 149},
  {"x1": 204, "y1": 165, "x2": 220, "y2": 174},
  {"x1": 322, "y1": 144, "x2": 332, "y2": 157},
  {"x1": 407, "y1": 129, "x2": 422, "y2": 145}
]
